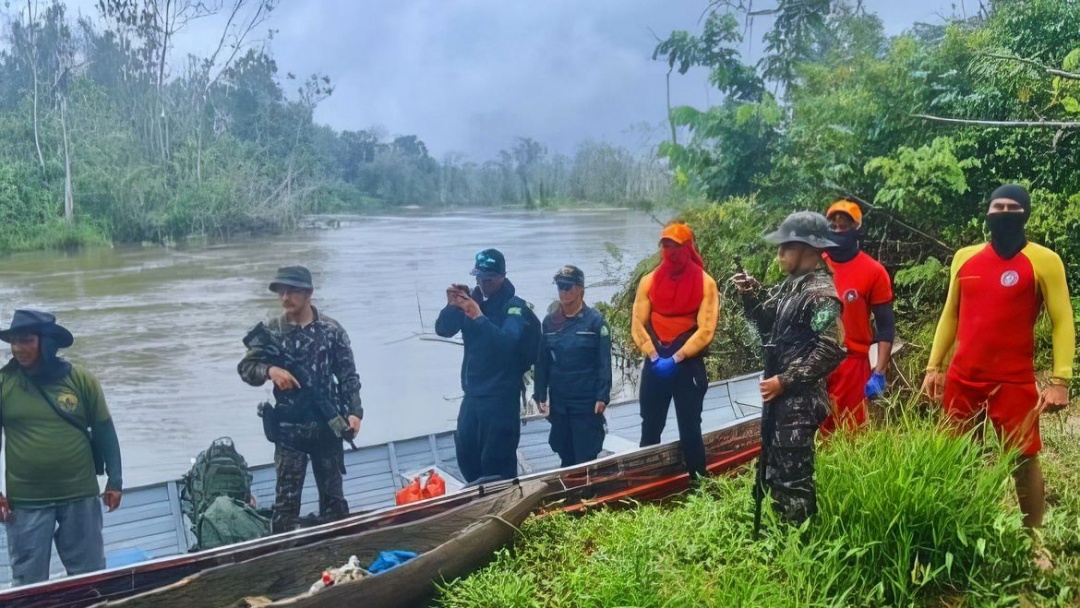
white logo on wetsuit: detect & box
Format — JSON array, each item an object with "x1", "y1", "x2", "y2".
[{"x1": 1000, "y1": 270, "x2": 1020, "y2": 287}]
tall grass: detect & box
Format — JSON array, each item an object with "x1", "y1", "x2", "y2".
[
  {"x1": 438, "y1": 412, "x2": 1036, "y2": 607},
  {"x1": 0, "y1": 218, "x2": 110, "y2": 254}
]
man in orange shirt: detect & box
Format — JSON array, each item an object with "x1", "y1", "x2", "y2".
[
  {"x1": 923, "y1": 184, "x2": 1074, "y2": 528},
  {"x1": 821, "y1": 199, "x2": 896, "y2": 435},
  {"x1": 631, "y1": 223, "x2": 719, "y2": 480}
]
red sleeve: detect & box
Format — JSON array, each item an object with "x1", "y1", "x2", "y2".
[{"x1": 868, "y1": 260, "x2": 893, "y2": 306}]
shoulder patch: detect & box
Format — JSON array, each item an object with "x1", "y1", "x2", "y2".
[
  {"x1": 57, "y1": 391, "x2": 80, "y2": 413},
  {"x1": 507, "y1": 307, "x2": 522, "y2": 316},
  {"x1": 600, "y1": 325, "x2": 610, "y2": 337},
  {"x1": 810, "y1": 298, "x2": 841, "y2": 333}
]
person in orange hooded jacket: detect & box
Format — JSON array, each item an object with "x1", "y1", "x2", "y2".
[{"x1": 631, "y1": 223, "x2": 719, "y2": 480}]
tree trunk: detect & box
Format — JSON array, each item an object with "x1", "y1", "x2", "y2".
[
  {"x1": 60, "y1": 94, "x2": 74, "y2": 223},
  {"x1": 27, "y1": 0, "x2": 45, "y2": 173}
]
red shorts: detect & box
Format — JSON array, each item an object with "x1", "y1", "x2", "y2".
[
  {"x1": 821, "y1": 353, "x2": 870, "y2": 437},
  {"x1": 942, "y1": 374, "x2": 1041, "y2": 456}
]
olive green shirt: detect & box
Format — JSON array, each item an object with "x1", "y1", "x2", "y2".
[{"x1": 0, "y1": 365, "x2": 111, "y2": 506}]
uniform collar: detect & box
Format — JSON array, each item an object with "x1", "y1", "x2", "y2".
[{"x1": 278, "y1": 306, "x2": 321, "y2": 330}]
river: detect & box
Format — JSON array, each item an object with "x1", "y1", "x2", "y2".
[{"x1": 0, "y1": 210, "x2": 662, "y2": 486}]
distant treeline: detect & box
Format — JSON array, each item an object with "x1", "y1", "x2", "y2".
[{"x1": 0, "y1": 0, "x2": 672, "y2": 252}]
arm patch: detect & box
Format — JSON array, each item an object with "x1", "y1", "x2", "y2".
[{"x1": 810, "y1": 298, "x2": 841, "y2": 333}]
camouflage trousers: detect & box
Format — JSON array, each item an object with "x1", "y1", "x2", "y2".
[
  {"x1": 762, "y1": 395, "x2": 826, "y2": 525},
  {"x1": 272, "y1": 443, "x2": 348, "y2": 534}
]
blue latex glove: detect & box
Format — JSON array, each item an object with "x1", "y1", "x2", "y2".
[
  {"x1": 652, "y1": 356, "x2": 678, "y2": 379},
  {"x1": 865, "y1": 371, "x2": 887, "y2": 399}
]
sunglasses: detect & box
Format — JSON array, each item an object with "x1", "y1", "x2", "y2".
[{"x1": 555, "y1": 281, "x2": 578, "y2": 291}]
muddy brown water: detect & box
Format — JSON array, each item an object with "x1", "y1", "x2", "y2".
[{"x1": 0, "y1": 210, "x2": 662, "y2": 486}]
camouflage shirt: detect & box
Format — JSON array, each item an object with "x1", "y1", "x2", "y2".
[
  {"x1": 741, "y1": 269, "x2": 845, "y2": 396},
  {"x1": 238, "y1": 307, "x2": 363, "y2": 421}
]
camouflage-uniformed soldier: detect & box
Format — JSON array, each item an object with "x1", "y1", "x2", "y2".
[
  {"x1": 734, "y1": 212, "x2": 845, "y2": 524},
  {"x1": 238, "y1": 266, "x2": 363, "y2": 533}
]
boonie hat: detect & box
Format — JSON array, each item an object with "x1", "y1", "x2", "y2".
[
  {"x1": 0, "y1": 309, "x2": 74, "y2": 348},
  {"x1": 269, "y1": 266, "x2": 314, "y2": 292},
  {"x1": 764, "y1": 211, "x2": 838, "y2": 249}
]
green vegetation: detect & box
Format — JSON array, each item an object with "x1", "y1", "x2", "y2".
[
  {"x1": 0, "y1": 2, "x2": 672, "y2": 254},
  {"x1": 438, "y1": 410, "x2": 1080, "y2": 607},
  {"x1": 600, "y1": 0, "x2": 1080, "y2": 383},
  {"x1": 444, "y1": 1, "x2": 1080, "y2": 605}
]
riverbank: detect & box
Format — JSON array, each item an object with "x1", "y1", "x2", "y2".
[
  {"x1": 0, "y1": 199, "x2": 679, "y2": 257},
  {"x1": 438, "y1": 408, "x2": 1080, "y2": 606}
]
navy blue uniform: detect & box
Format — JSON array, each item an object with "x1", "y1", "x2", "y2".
[
  {"x1": 533, "y1": 305, "x2": 612, "y2": 467},
  {"x1": 435, "y1": 279, "x2": 530, "y2": 482}
]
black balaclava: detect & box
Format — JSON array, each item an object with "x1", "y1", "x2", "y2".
[
  {"x1": 828, "y1": 228, "x2": 861, "y2": 263},
  {"x1": 986, "y1": 184, "x2": 1030, "y2": 260},
  {"x1": 25, "y1": 332, "x2": 72, "y2": 384}
]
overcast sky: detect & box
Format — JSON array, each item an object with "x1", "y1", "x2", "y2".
[{"x1": 63, "y1": 0, "x2": 967, "y2": 160}]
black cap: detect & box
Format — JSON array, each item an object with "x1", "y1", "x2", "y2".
[
  {"x1": 269, "y1": 266, "x2": 314, "y2": 292},
  {"x1": 470, "y1": 249, "x2": 506, "y2": 277},
  {"x1": 553, "y1": 265, "x2": 584, "y2": 286},
  {"x1": 0, "y1": 309, "x2": 74, "y2": 348}
]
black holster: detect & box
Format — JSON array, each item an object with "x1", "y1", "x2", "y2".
[{"x1": 257, "y1": 402, "x2": 279, "y2": 443}]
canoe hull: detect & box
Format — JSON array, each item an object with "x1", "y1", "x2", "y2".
[{"x1": 99, "y1": 479, "x2": 550, "y2": 608}]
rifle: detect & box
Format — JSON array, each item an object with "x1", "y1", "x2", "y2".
[
  {"x1": 735, "y1": 254, "x2": 775, "y2": 538},
  {"x1": 753, "y1": 343, "x2": 779, "y2": 538},
  {"x1": 243, "y1": 322, "x2": 358, "y2": 450}
]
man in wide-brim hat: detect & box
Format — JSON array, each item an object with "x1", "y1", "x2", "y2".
[
  {"x1": 0, "y1": 309, "x2": 124, "y2": 586},
  {"x1": 734, "y1": 211, "x2": 845, "y2": 526}
]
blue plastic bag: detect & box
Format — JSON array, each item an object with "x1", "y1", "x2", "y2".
[{"x1": 368, "y1": 550, "x2": 419, "y2": 574}]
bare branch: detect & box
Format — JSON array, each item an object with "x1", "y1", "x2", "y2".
[
  {"x1": 981, "y1": 52, "x2": 1080, "y2": 81},
  {"x1": 913, "y1": 113, "x2": 1080, "y2": 128}
]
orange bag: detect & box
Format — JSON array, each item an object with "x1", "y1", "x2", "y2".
[
  {"x1": 395, "y1": 477, "x2": 423, "y2": 505},
  {"x1": 422, "y1": 471, "x2": 446, "y2": 499}
]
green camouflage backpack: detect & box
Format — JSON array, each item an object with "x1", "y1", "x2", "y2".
[
  {"x1": 195, "y1": 496, "x2": 270, "y2": 551},
  {"x1": 179, "y1": 437, "x2": 265, "y2": 549}
]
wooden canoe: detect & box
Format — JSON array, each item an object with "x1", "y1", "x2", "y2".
[
  {"x1": 0, "y1": 483, "x2": 510, "y2": 608},
  {"x1": 95, "y1": 479, "x2": 550, "y2": 608}
]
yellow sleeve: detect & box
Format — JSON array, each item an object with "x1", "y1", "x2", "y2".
[
  {"x1": 926, "y1": 247, "x2": 980, "y2": 371},
  {"x1": 1028, "y1": 245, "x2": 1075, "y2": 382},
  {"x1": 676, "y1": 273, "x2": 719, "y2": 360},
  {"x1": 631, "y1": 272, "x2": 657, "y2": 360}
]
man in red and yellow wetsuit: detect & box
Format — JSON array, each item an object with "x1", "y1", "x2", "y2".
[
  {"x1": 631, "y1": 223, "x2": 719, "y2": 480},
  {"x1": 821, "y1": 200, "x2": 896, "y2": 435},
  {"x1": 923, "y1": 184, "x2": 1074, "y2": 528}
]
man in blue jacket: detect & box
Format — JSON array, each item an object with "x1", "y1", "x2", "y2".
[
  {"x1": 436, "y1": 249, "x2": 534, "y2": 482},
  {"x1": 533, "y1": 265, "x2": 612, "y2": 467}
]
